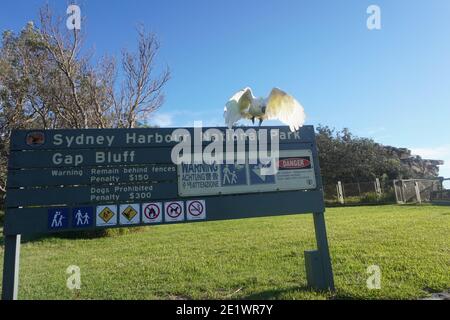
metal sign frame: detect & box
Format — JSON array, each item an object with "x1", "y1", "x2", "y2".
[{"x1": 2, "y1": 126, "x2": 334, "y2": 299}]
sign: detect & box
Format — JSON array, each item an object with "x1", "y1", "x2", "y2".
[
  {"x1": 4, "y1": 127, "x2": 324, "y2": 233},
  {"x1": 72, "y1": 207, "x2": 94, "y2": 228},
  {"x1": 119, "y1": 204, "x2": 140, "y2": 225},
  {"x1": 7, "y1": 164, "x2": 177, "y2": 188},
  {"x1": 178, "y1": 150, "x2": 316, "y2": 197},
  {"x1": 2, "y1": 126, "x2": 334, "y2": 300},
  {"x1": 164, "y1": 201, "x2": 185, "y2": 222},
  {"x1": 186, "y1": 200, "x2": 206, "y2": 220},
  {"x1": 96, "y1": 205, "x2": 118, "y2": 227},
  {"x1": 48, "y1": 208, "x2": 69, "y2": 230},
  {"x1": 142, "y1": 202, "x2": 163, "y2": 224}
]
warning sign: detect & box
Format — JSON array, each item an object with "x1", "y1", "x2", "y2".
[
  {"x1": 142, "y1": 202, "x2": 162, "y2": 224},
  {"x1": 178, "y1": 150, "x2": 317, "y2": 196},
  {"x1": 186, "y1": 200, "x2": 206, "y2": 221},
  {"x1": 164, "y1": 201, "x2": 184, "y2": 222},
  {"x1": 278, "y1": 157, "x2": 312, "y2": 170},
  {"x1": 96, "y1": 205, "x2": 118, "y2": 227},
  {"x1": 119, "y1": 204, "x2": 140, "y2": 225}
]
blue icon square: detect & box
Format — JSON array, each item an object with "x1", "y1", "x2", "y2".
[
  {"x1": 48, "y1": 208, "x2": 69, "y2": 230},
  {"x1": 249, "y1": 162, "x2": 276, "y2": 185},
  {"x1": 72, "y1": 207, "x2": 94, "y2": 228},
  {"x1": 221, "y1": 163, "x2": 247, "y2": 186}
]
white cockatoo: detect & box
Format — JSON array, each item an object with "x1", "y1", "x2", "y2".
[{"x1": 223, "y1": 87, "x2": 306, "y2": 132}]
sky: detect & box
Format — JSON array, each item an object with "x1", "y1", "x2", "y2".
[{"x1": 1, "y1": 0, "x2": 450, "y2": 179}]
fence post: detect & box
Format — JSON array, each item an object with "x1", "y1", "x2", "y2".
[
  {"x1": 375, "y1": 178, "x2": 382, "y2": 198},
  {"x1": 414, "y1": 181, "x2": 422, "y2": 204},
  {"x1": 336, "y1": 181, "x2": 344, "y2": 204},
  {"x1": 393, "y1": 180, "x2": 403, "y2": 204}
]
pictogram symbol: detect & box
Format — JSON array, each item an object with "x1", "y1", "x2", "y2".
[
  {"x1": 143, "y1": 202, "x2": 163, "y2": 224},
  {"x1": 99, "y1": 207, "x2": 114, "y2": 223},
  {"x1": 188, "y1": 201, "x2": 203, "y2": 216},
  {"x1": 119, "y1": 204, "x2": 140, "y2": 225},
  {"x1": 164, "y1": 201, "x2": 184, "y2": 222},
  {"x1": 96, "y1": 205, "x2": 118, "y2": 227},
  {"x1": 186, "y1": 200, "x2": 206, "y2": 221},
  {"x1": 122, "y1": 205, "x2": 138, "y2": 221}
]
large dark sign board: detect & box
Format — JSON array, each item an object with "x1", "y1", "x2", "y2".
[{"x1": 2, "y1": 126, "x2": 334, "y2": 299}]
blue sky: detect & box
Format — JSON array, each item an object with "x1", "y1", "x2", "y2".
[{"x1": 1, "y1": 0, "x2": 450, "y2": 178}]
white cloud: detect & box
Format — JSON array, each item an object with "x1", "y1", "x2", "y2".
[
  {"x1": 149, "y1": 113, "x2": 173, "y2": 127},
  {"x1": 411, "y1": 145, "x2": 450, "y2": 179},
  {"x1": 411, "y1": 145, "x2": 450, "y2": 160}
]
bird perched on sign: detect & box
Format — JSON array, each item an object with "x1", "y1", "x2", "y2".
[{"x1": 223, "y1": 87, "x2": 306, "y2": 132}]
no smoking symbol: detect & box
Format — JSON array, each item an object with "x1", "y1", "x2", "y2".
[
  {"x1": 144, "y1": 204, "x2": 160, "y2": 220},
  {"x1": 188, "y1": 201, "x2": 204, "y2": 216}
]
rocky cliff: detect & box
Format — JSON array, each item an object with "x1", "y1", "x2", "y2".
[{"x1": 384, "y1": 146, "x2": 444, "y2": 178}]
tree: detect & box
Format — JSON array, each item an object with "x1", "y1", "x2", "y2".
[
  {"x1": 315, "y1": 125, "x2": 410, "y2": 185},
  {"x1": 0, "y1": 5, "x2": 170, "y2": 194}
]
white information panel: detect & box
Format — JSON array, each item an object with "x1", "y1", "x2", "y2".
[{"x1": 178, "y1": 150, "x2": 317, "y2": 197}]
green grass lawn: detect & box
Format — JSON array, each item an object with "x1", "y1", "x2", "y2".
[{"x1": 0, "y1": 205, "x2": 449, "y2": 300}]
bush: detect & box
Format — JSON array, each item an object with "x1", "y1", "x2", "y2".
[
  {"x1": 56, "y1": 226, "x2": 149, "y2": 239},
  {"x1": 360, "y1": 192, "x2": 381, "y2": 204}
]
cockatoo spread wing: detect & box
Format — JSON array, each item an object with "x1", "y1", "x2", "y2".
[
  {"x1": 224, "y1": 87, "x2": 254, "y2": 128},
  {"x1": 265, "y1": 88, "x2": 306, "y2": 131}
]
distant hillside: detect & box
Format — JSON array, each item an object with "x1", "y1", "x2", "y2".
[
  {"x1": 315, "y1": 125, "x2": 444, "y2": 184},
  {"x1": 384, "y1": 146, "x2": 444, "y2": 179}
]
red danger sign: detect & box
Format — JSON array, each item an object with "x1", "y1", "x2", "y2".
[{"x1": 278, "y1": 157, "x2": 311, "y2": 170}]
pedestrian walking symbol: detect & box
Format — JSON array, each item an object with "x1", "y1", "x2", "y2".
[
  {"x1": 72, "y1": 207, "x2": 93, "y2": 228},
  {"x1": 221, "y1": 163, "x2": 247, "y2": 186},
  {"x1": 48, "y1": 208, "x2": 69, "y2": 230},
  {"x1": 249, "y1": 161, "x2": 276, "y2": 185}
]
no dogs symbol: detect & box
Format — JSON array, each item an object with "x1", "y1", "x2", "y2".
[
  {"x1": 164, "y1": 201, "x2": 184, "y2": 222},
  {"x1": 167, "y1": 203, "x2": 182, "y2": 218}
]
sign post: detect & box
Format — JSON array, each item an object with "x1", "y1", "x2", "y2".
[
  {"x1": 2, "y1": 235, "x2": 21, "y2": 300},
  {"x1": 312, "y1": 212, "x2": 335, "y2": 290},
  {"x1": 2, "y1": 126, "x2": 334, "y2": 299}
]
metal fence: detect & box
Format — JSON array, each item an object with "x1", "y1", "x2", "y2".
[
  {"x1": 429, "y1": 178, "x2": 450, "y2": 205},
  {"x1": 393, "y1": 179, "x2": 443, "y2": 204},
  {"x1": 324, "y1": 178, "x2": 396, "y2": 206},
  {"x1": 324, "y1": 178, "x2": 444, "y2": 206}
]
